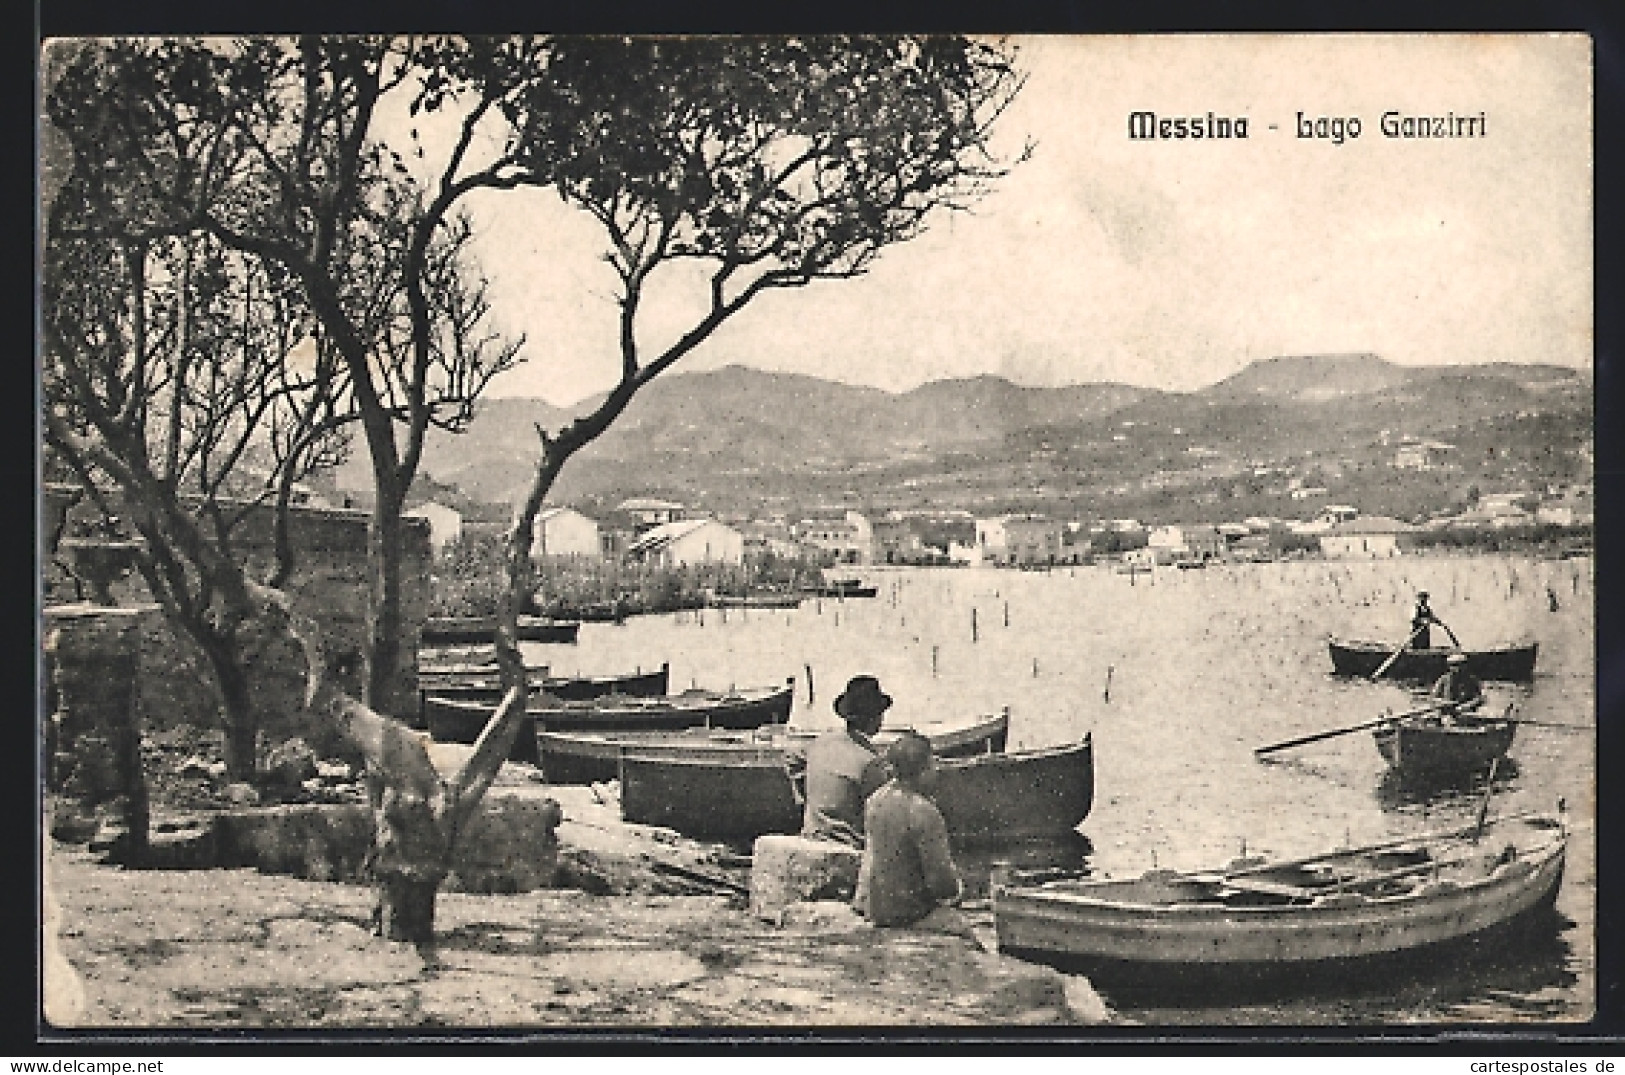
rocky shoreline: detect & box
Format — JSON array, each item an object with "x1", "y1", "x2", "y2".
[{"x1": 43, "y1": 747, "x2": 1117, "y2": 1032}]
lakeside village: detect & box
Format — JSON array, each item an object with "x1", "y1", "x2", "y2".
[{"x1": 393, "y1": 476, "x2": 1595, "y2": 621}]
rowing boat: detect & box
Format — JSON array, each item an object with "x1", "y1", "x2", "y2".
[
  {"x1": 1373, "y1": 710, "x2": 1516, "y2": 783},
  {"x1": 417, "y1": 663, "x2": 670, "y2": 706},
  {"x1": 618, "y1": 730, "x2": 1092, "y2": 844},
  {"x1": 422, "y1": 678, "x2": 793, "y2": 763},
  {"x1": 705, "y1": 592, "x2": 805, "y2": 609},
  {"x1": 993, "y1": 811, "x2": 1566, "y2": 990},
  {"x1": 535, "y1": 709, "x2": 1010, "y2": 785},
  {"x1": 801, "y1": 579, "x2": 879, "y2": 599},
  {"x1": 421, "y1": 615, "x2": 582, "y2": 645},
  {"x1": 1328, "y1": 637, "x2": 1538, "y2": 682}
]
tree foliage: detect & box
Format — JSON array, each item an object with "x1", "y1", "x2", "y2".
[{"x1": 496, "y1": 35, "x2": 1026, "y2": 634}]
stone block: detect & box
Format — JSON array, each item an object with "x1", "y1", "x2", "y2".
[
  {"x1": 263, "y1": 737, "x2": 319, "y2": 789},
  {"x1": 206, "y1": 789, "x2": 565, "y2": 892},
  {"x1": 445, "y1": 791, "x2": 564, "y2": 894},
  {"x1": 213, "y1": 804, "x2": 374, "y2": 882},
  {"x1": 749, "y1": 834, "x2": 862, "y2": 923},
  {"x1": 143, "y1": 817, "x2": 219, "y2": 870}
]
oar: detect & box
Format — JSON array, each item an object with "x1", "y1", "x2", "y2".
[
  {"x1": 1203, "y1": 808, "x2": 1549, "y2": 882},
  {"x1": 1502, "y1": 717, "x2": 1590, "y2": 731},
  {"x1": 1438, "y1": 618, "x2": 1463, "y2": 649},
  {"x1": 1371, "y1": 624, "x2": 1428, "y2": 680},
  {"x1": 1254, "y1": 702, "x2": 1446, "y2": 757}
]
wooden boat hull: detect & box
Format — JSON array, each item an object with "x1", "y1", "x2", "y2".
[
  {"x1": 537, "y1": 710, "x2": 1010, "y2": 786},
  {"x1": 994, "y1": 815, "x2": 1565, "y2": 989},
  {"x1": 620, "y1": 732, "x2": 1092, "y2": 843},
  {"x1": 1373, "y1": 717, "x2": 1516, "y2": 782},
  {"x1": 801, "y1": 583, "x2": 879, "y2": 599},
  {"x1": 422, "y1": 680, "x2": 793, "y2": 764},
  {"x1": 421, "y1": 616, "x2": 581, "y2": 645},
  {"x1": 418, "y1": 664, "x2": 670, "y2": 706},
  {"x1": 1328, "y1": 637, "x2": 1538, "y2": 682},
  {"x1": 706, "y1": 593, "x2": 805, "y2": 609}
]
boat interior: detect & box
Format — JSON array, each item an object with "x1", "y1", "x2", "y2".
[{"x1": 1020, "y1": 837, "x2": 1542, "y2": 909}]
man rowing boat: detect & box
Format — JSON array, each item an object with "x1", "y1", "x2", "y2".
[
  {"x1": 1430, "y1": 652, "x2": 1485, "y2": 719},
  {"x1": 1410, "y1": 591, "x2": 1445, "y2": 650}
]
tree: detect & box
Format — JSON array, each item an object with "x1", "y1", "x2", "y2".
[
  {"x1": 43, "y1": 208, "x2": 340, "y2": 778},
  {"x1": 43, "y1": 35, "x2": 1025, "y2": 941},
  {"x1": 352, "y1": 34, "x2": 1028, "y2": 939},
  {"x1": 492, "y1": 34, "x2": 1025, "y2": 624},
  {"x1": 44, "y1": 37, "x2": 530, "y2": 720},
  {"x1": 43, "y1": 38, "x2": 522, "y2": 780}
]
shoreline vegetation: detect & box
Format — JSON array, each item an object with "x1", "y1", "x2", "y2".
[{"x1": 428, "y1": 524, "x2": 1592, "y2": 623}]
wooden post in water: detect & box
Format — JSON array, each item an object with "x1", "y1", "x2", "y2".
[
  {"x1": 805, "y1": 664, "x2": 815, "y2": 705},
  {"x1": 1032, "y1": 658, "x2": 1039, "y2": 678},
  {"x1": 931, "y1": 645, "x2": 939, "y2": 678},
  {"x1": 1103, "y1": 664, "x2": 1114, "y2": 703},
  {"x1": 971, "y1": 607, "x2": 979, "y2": 642},
  {"x1": 1004, "y1": 601, "x2": 1010, "y2": 628}
]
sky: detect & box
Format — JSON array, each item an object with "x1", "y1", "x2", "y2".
[{"x1": 445, "y1": 35, "x2": 1592, "y2": 405}]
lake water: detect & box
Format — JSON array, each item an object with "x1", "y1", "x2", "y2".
[{"x1": 522, "y1": 554, "x2": 1596, "y2": 1026}]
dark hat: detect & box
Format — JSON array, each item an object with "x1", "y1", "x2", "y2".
[
  {"x1": 1417, "y1": 591, "x2": 1430, "y2": 601},
  {"x1": 834, "y1": 675, "x2": 893, "y2": 721}
]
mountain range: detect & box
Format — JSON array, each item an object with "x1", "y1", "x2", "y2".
[{"x1": 344, "y1": 353, "x2": 1591, "y2": 516}]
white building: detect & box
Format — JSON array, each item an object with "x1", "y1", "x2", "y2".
[
  {"x1": 618, "y1": 497, "x2": 686, "y2": 529},
  {"x1": 975, "y1": 514, "x2": 1063, "y2": 566},
  {"x1": 1318, "y1": 516, "x2": 1417, "y2": 559},
  {"x1": 1146, "y1": 525, "x2": 1186, "y2": 552},
  {"x1": 797, "y1": 511, "x2": 873, "y2": 564},
  {"x1": 404, "y1": 501, "x2": 463, "y2": 555},
  {"x1": 1394, "y1": 441, "x2": 1454, "y2": 470},
  {"x1": 626, "y1": 519, "x2": 745, "y2": 568},
  {"x1": 533, "y1": 507, "x2": 601, "y2": 559}
]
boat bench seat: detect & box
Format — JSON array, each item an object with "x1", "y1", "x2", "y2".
[{"x1": 1214, "y1": 875, "x2": 1324, "y2": 900}]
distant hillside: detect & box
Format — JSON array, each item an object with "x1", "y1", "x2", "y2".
[
  {"x1": 331, "y1": 354, "x2": 1589, "y2": 517},
  {"x1": 1209, "y1": 353, "x2": 1411, "y2": 402}
]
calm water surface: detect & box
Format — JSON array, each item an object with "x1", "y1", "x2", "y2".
[{"x1": 522, "y1": 554, "x2": 1595, "y2": 1026}]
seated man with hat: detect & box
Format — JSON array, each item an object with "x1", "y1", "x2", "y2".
[{"x1": 786, "y1": 675, "x2": 894, "y2": 848}]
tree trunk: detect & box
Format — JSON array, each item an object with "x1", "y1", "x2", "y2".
[
  {"x1": 201, "y1": 636, "x2": 259, "y2": 781},
  {"x1": 375, "y1": 876, "x2": 439, "y2": 942},
  {"x1": 365, "y1": 493, "x2": 407, "y2": 720}
]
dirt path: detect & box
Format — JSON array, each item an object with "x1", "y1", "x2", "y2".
[{"x1": 43, "y1": 844, "x2": 1114, "y2": 1030}]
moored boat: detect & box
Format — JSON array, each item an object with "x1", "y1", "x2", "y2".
[
  {"x1": 1328, "y1": 637, "x2": 1538, "y2": 682},
  {"x1": 536, "y1": 709, "x2": 1010, "y2": 785},
  {"x1": 421, "y1": 615, "x2": 582, "y2": 645},
  {"x1": 801, "y1": 579, "x2": 879, "y2": 599},
  {"x1": 423, "y1": 678, "x2": 795, "y2": 762},
  {"x1": 993, "y1": 810, "x2": 1566, "y2": 991},
  {"x1": 418, "y1": 663, "x2": 670, "y2": 706},
  {"x1": 618, "y1": 730, "x2": 1092, "y2": 843},
  {"x1": 1373, "y1": 708, "x2": 1516, "y2": 783},
  {"x1": 705, "y1": 592, "x2": 805, "y2": 610}
]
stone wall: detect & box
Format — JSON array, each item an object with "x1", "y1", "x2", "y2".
[{"x1": 45, "y1": 500, "x2": 431, "y2": 759}]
